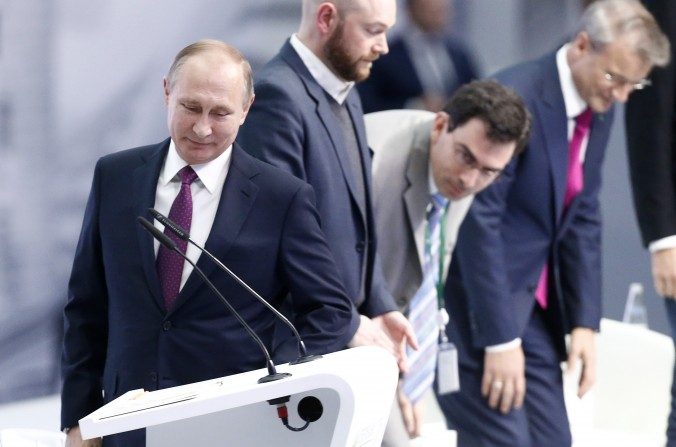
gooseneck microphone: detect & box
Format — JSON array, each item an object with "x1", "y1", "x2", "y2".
[
  {"x1": 137, "y1": 216, "x2": 290, "y2": 384},
  {"x1": 148, "y1": 208, "x2": 321, "y2": 365}
]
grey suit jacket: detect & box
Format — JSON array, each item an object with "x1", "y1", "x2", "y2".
[{"x1": 369, "y1": 112, "x2": 473, "y2": 313}]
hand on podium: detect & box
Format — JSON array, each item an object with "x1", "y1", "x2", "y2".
[
  {"x1": 65, "y1": 426, "x2": 102, "y2": 447},
  {"x1": 348, "y1": 312, "x2": 418, "y2": 373},
  {"x1": 348, "y1": 315, "x2": 396, "y2": 355},
  {"x1": 373, "y1": 311, "x2": 418, "y2": 373}
]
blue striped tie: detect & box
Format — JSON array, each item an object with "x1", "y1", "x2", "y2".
[{"x1": 402, "y1": 193, "x2": 447, "y2": 403}]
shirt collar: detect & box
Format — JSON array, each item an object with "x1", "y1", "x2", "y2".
[
  {"x1": 428, "y1": 160, "x2": 440, "y2": 197},
  {"x1": 290, "y1": 34, "x2": 355, "y2": 104},
  {"x1": 556, "y1": 44, "x2": 588, "y2": 119},
  {"x1": 159, "y1": 139, "x2": 232, "y2": 194}
]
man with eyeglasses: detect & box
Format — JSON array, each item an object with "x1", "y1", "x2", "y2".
[
  {"x1": 435, "y1": 1, "x2": 670, "y2": 446},
  {"x1": 371, "y1": 80, "x2": 530, "y2": 446}
]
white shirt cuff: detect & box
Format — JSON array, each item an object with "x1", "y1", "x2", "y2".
[
  {"x1": 485, "y1": 338, "x2": 522, "y2": 353},
  {"x1": 649, "y1": 236, "x2": 676, "y2": 253}
]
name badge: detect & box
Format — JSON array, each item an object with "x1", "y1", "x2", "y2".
[{"x1": 436, "y1": 341, "x2": 460, "y2": 395}]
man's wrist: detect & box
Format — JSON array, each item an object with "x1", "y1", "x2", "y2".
[
  {"x1": 649, "y1": 235, "x2": 676, "y2": 253},
  {"x1": 485, "y1": 338, "x2": 522, "y2": 353}
]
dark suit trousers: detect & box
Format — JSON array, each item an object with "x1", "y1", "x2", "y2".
[
  {"x1": 102, "y1": 428, "x2": 144, "y2": 446},
  {"x1": 666, "y1": 299, "x2": 676, "y2": 447},
  {"x1": 435, "y1": 307, "x2": 571, "y2": 447}
]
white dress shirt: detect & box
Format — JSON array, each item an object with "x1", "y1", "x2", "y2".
[
  {"x1": 557, "y1": 44, "x2": 591, "y2": 161},
  {"x1": 153, "y1": 140, "x2": 232, "y2": 290}
]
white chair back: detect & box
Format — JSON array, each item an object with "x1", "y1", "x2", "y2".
[{"x1": 566, "y1": 318, "x2": 674, "y2": 446}]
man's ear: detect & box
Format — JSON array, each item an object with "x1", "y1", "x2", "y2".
[
  {"x1": 240, "y1": 94, "x2": 255, "y2": 125},
  {"x1": 316, "y1": 2, "x2": 340, "y2": 36},
  {"x1": 163, "y1": 78, "x2": 171, "y2": 106},
  {"x1": 431, "y1": 111, "x2": 451, "y2": 143},
  {"x1": 571, "y1": 31, "x2": 592, "y2": 59}
]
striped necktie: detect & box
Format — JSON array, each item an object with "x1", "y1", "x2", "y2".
[{"x1": 402, "y1": 192, "x2": 448, "y2": 403}]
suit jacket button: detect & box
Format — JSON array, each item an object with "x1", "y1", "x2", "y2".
[
  {"x1": 149, "y1": 372, "x2": 157, "y2": 382},
  {"x1": 355, "y1": 241, "x2": 365, "y2": 253},
  {"x1": 163, "y1": 321, "x2": 172, "y2": 331}
]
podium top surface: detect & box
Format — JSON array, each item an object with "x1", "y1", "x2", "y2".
[{"x1": 79, "y1": 346, "x2": 398, "y2": 439}]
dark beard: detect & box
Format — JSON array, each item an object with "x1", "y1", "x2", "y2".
[{"x1": 324, "y1": 22, "x2": 370, "y2": 82}]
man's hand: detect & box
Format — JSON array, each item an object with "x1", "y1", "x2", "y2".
[
  {"x1": 397, "y1": 386, "x2": 425, "y2": 438},
  {"x1": 348, "y1": 314, "x2": 396, "y2": 356},
  {"x1": 65, "y1": 426, "x2": 102, "y2": 447},
  {"x1": 566, "y1": 327, "x2": 596, "y2": 398},
  {"x1": 482, "y1": 346, "x2": 526, "y2": 414},
  {"x1": 373, "y1": 311, "x2": 418, "y2": 373},
  {"x1": 651, "y1": 247, "x2": 676, "y2": 298}
]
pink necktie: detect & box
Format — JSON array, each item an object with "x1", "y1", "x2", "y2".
[
  {"x1": 156, "y1": 166, "x2": 198, "y2": 310},
  {"x1": 535, "y1": 108, "x2": 593, "y2": 309}
]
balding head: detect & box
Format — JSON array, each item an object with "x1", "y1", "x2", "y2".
[
  {"x1": 166, "y1": 39, "x2": 254, "y2": 106},
  {"x1": 566, "y1": 0, "x2": 669, "y2": 112},
  {"x1": 297, "y1": 0, "x2": 396, "y2": 82},
  {"x1": 577, "y1": 0, "x2": 670, "y2": 66}
]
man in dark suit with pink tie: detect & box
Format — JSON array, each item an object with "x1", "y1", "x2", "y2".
[{"x1": 437, "y1": 1, "x2": 670, "y2": 445}]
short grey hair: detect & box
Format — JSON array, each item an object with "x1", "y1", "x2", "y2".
[
  {"x1": 578, "y1": 0, "x2": 670, "y2": 66},
  {"x1": 166, "y1": 39, "x2": 254, "y2": 104}
]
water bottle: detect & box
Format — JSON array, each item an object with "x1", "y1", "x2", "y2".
[{"x1": 622, "y1": 282, "x2": 648, "y2": 328}]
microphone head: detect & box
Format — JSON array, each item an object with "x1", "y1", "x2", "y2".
[
  {"x1": 137, "y1": 216, "x2": 177, "y2": 250},
  {"x1": 148, "y1": 208, "x2": 190, "y2": 240}
]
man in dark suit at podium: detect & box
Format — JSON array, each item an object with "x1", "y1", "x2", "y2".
[{"x1": 61, "y1": 40, "x2": 359, "y2": 447}]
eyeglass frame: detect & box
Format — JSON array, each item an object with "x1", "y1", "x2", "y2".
[
  {"x1": 587, "y1": 40, "x2": 652, "y2": 91},
  {"x1": 452, "y1": 144, "x2": 504, "y2": 183},
  {"x1": 603, "y1": 69, "x2": 651, "y2": 91}
]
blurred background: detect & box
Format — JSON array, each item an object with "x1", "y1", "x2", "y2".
[{"x1": 0, "y1": 0, "x2": 658, "y2": 408}]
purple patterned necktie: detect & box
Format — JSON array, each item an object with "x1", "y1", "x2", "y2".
[{"x1": 156, "y1": 165, "x2": 198, "y2": 310}]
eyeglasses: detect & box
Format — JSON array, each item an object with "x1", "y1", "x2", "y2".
[
  {"x1": 453, "y1": 146, "x2": 502, "y2": 182},
  {"x1": 603, "y1": 70, "x2": 651, "y2": 91}
]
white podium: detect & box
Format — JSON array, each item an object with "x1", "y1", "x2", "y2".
[{"x1": 79, "y1": 346, "x2": 397, "y2": 446}]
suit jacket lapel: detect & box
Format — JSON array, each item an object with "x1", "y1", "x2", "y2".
[
  {"x1": 346, "y1": 90, "x2": 373, "y2": 208},
  {"x1": 169, "y1": 144, "x2": 259, "y2": 314},
  {"x1": 133, "y1": 139, "x2": 169, "y2": 312},
  {"x1": 281, "y1": 41, "x2": 366, "y2": 222},
  {"x1": 536, "y1": 54, "x2": 569, "y2": 225},
  {"x1": 404, "y1": 127, "x2": 432, "y2": 270}
]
